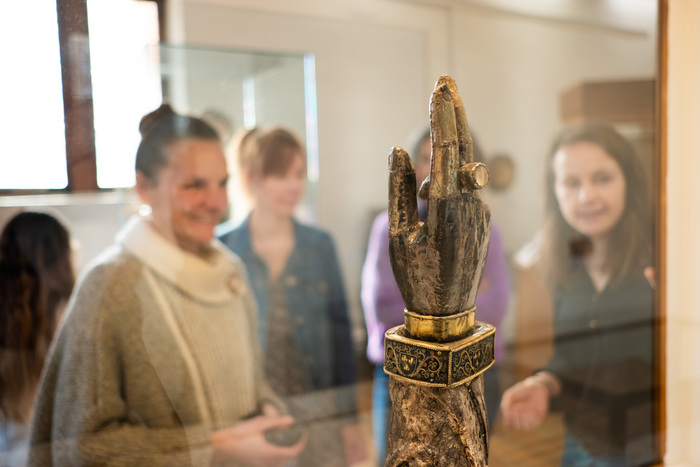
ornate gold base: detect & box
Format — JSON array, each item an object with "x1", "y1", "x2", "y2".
[{"x1": 384, "y1": 322, "x2": 495, "y2": 388}]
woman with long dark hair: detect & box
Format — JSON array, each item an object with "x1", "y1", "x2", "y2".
[
  {"x1": 501, "y1": 122, "x2": 656, "y2": 466},
  {"x1": 0, "y1": 210, "x2": 74, "y2": 465}
]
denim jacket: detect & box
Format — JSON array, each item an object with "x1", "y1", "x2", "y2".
[{"x1": 218, "y1": 217, "x2": 356, "y2": 394}]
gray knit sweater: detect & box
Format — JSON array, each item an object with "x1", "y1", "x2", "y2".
[{"x1": 28, "y1": 216, "x2": 279, "y2": 466}]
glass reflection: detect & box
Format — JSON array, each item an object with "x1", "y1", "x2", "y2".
[{"x1": 0, "y1": 1, "x2": 661, "y2": 466}]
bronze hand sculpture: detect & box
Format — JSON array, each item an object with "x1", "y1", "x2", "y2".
[
  {"x1": 389, "y1": 76, "x2": 490, "y2": 319},
  {"x1": 384, "y1": 75, "x2": 494, "y2": 466}
]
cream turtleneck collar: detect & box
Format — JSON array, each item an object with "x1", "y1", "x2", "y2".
[{"x1": 116, "y1": 215, "x2": 243, "y2": 303}]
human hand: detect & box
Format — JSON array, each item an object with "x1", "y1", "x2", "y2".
[
  {"x1": 500, "y1": 375, "x2": 552, "y2": 431},
  {"x1": 211, "y1": 414, "x2": 306, "y2": 466},
  {"x1": 644, "y1": 266, "x2": 656, "y2": 289},
  {"x1": 388, "y1": 75, "x2": 491, "y2": 317},
  {"x1": 260, "y1": 402, "x2": 282, "y2": 417}
]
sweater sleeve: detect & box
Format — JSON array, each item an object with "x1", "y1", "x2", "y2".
[{"x1": 28, "y1": 260, "x2": 214, "y2": 467}]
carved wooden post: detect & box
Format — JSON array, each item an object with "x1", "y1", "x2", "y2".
[{"x1": 384, "y1": 75, "x2": 494, "y2": 466}]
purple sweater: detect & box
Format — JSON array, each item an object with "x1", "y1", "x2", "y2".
[{"x1": 361, "y1": 210, "x2": 510, "y2": 365}]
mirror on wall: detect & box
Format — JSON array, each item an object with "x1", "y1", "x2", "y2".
[{"x1": 157, "y1": 44, "x2": 319, "y2": 226}]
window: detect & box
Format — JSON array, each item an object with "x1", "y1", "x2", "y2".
[
  {"x1": 0, "y1": 0, "x2": 161, "y2": 192},
  {"x1": 87, "y1": 0, "x2": 161, "y2": 188},
  {"x1": 0, "y1": 3, "x2": 67, "y2": 189}
]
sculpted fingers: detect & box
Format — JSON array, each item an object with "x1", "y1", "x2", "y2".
[
  {"x1": 429, "y1": 77, "x2": 460, "y2": 201},
  {"x1": 424, "y1": 77, "x2": 488, "y2": 198},
  {"x1": 388, "y1": 147, "x2": 419, "y2": 237},
  {"x1": 390, "y1": 75, "x2": 491, "y2": 316},
  {"x1": 443, "y1": 76, "x2": 473, "y2": 166},
  {"x1": 444, "y1": 76, "x2": 490, "y2": 193}
]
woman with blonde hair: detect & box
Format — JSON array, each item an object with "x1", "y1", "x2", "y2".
[{"x1": 219, "y1": 127, "x2": 362, "y2": 466}]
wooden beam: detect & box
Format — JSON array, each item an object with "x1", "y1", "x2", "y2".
[{"x1": 56, "y1": 0, "x2": 97, "y2": 191}]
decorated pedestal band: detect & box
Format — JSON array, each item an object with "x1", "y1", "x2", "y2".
[
  {"x1": 384, "y1": 322, "x2": 495, "y2": 388},
  {"x1": 404, "y1": 307, "x2": 475, "y2": 342}
]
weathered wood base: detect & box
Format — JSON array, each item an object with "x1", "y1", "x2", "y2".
[{"x1": 386, "y1": 374, "x2": 489, "y2": 467}]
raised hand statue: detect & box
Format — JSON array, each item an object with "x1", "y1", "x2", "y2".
[
  {"x1": 383, "y1": 75, "x2": 495, "y2": 467},
  {"x1": 388, "y1": 76, "x2": 490, "y2": 319}
]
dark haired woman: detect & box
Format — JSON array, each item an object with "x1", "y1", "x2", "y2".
[
  {"x1": 28, "y1": 105, "x2": 305, "y2": 466},
  {"x1": 218, "y1": 127, "x2": 361, "y2": 466},
  {"x1": 0, "y1": 211, "x2": 74, "y2": 466},
  {"x1": 501, "y1": 122, "x2": 656, "y2": 466}
]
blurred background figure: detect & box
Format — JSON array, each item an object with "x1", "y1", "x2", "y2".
[
  {"x1": 29, "y1": 105, "x2": 305, "y2": 466},
  {"x1": 218, "y1": 127, "x2": 363, "y2": 466},
  {"x1": 500, "y1": 122, "x2": 655, "y2": 467},
  {"x1": 361, "y1": 127, "x2": 510, "y2": 465},
  {"x1": 0, "y1": 210, "x2": 75, "y2": 466}
]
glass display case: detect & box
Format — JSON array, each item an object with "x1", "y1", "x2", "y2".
[
  {"x1": 0, "y1": 0, "x2": 674, "y2": 465},
  {"x1": 158, "y1": 43, "x2": 319, "y2": 225}
]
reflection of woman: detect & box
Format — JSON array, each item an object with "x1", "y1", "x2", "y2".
[
  {"x1": 361, "y1": 128, "x2": 510, "y2": 465},
  {"x1": 501, "y1": 122, "x2": 655, "y2": 466},
  {"x1": 218, "y1": 127, "x2": 359, "y2": 466},
  {"x1": 0, "y1": 211, "x2": 74, "y2": 466},
  {"x1": 29, "y1": 105, "x2": 304, "y2": 466}
]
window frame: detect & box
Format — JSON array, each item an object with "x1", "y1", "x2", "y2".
[{"x1": 0, "y1": 0, "x2": 164, "y2": 195}]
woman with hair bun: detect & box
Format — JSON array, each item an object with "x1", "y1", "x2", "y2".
[{"x1": 28, "y1": 104, "x2": 304, "y2": 466}]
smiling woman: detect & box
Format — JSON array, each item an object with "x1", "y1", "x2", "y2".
[
  {"x1": 500, "y1": 122, "x2": 655, "y2": 466},
  {"x1": 135, "y1": 111, "x2": 229, "y2": 256},
  {"x1": 552, "y1": 142, "x2": 627, "y2": 254},
  {"x1": 27, "y1": 105, "x2": 306, "y2": 466}
]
